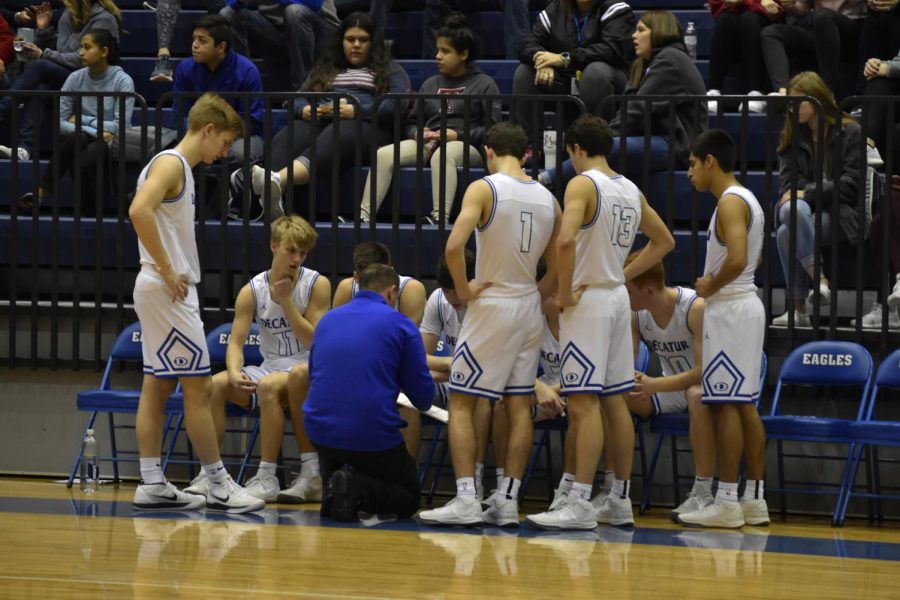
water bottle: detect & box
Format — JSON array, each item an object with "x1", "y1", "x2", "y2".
[
  {"x1": 80, "y1": 429, "x2": 99, "y2": 494},
  {"x1": 684, "y1": 22, "x2": 698, "y2": 60},
  {"x1": 543, "y1": 130, "x2": 557, "y2": 171}
]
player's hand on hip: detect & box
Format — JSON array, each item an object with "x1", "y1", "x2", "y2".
[
  {"x1": 461, "y1": 280, "x2": 491, "y2": 302},
  {"x1": 694, "y1": 275, "x2": 714, "y2": 298},
  {"x1": 159, "y1": 265, "x2": 188, "y2": 302},
  {"x1": 555, "y1": 285, "x2": 585, "y2": 310}
]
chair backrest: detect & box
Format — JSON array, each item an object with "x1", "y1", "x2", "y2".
[
  {"x1": 864, "y1": 348, "x2": 900, "y2": 420},
  {"x1": 110, "y1": 322, "x2": 145, "y2": 362},
  {"x1": 771, "y1": 340, "x2": 873, "y2": 416},
  {"x1": 636, "y1": 340, "x2": 650, "y2": 373},
  {"x1": 205, "y1": 323, "x2": 263, "y2": 366}
]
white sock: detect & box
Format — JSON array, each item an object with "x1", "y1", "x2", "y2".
[
  {"x1": 694, "y1": 476, "x2": 713, "y2": 497},
  {"x1": 611, "y1": 478, "x2": 630, "y2": 500},
  {"x1": 570, "y1": 481, "x2": 592, "y2": 501},
  {"x1": 602, "y1": 470, "x2": 614, "y2": 494},
  {"x1": 300, "y1": 452, "x2": 319, "y2": 477},
  {"x1": 743, "y1": 479, "x2": 764, "y2": 501},
  {"x1": 257, "y1": 461, "x2": 277, "y2": 478},
  {"x1": 495, "y1": 467, "x2": 505, "y2": 487},
  {"x1": 139, "y1": 457, "x2": 164, "y2": 484},
  {"x1": 456, "y1": 477, "x2": 477, "y2": 497},
  {"x1": 558, "y1": 472, "x2": 576, "y2": 494},
  {"x1": 716, "y1": 481, "x2": 739, "y2": 503},
  {"x1": 502, "y1": 477, "x2": 521, "y2": 501},
  {"x1": 202, "y1": 460, "x2": 228, "y2": 484},
  {"x1": 475, "y1": 462, "x2": 484, "y2": 493}
]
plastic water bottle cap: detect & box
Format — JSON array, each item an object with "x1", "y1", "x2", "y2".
[{"x1": 86, "y1": 429, "x2": 94, "y2": 435}]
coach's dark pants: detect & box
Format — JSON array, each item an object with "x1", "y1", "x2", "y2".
[{"x1": 315, "y1": 441, "x2": 421, "y2": 518}]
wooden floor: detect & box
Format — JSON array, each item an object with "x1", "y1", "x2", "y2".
[{"x1": 2, "y1": 479, "x2": 899, "y2": 599}]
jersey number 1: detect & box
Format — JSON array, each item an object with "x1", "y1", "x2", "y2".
[{"x1": 520, "y1": 211, "x2": 533, "y2": 253}]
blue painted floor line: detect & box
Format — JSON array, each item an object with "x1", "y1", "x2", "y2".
[{"x1": 4, "y1": 495, "x2": 900, "y2": 562}]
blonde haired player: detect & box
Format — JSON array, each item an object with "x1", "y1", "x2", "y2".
[
  {"x1": 185, "y1": 215, "x2": 331, "y2": 504},
  {"x1": 129, "y1": 93, "x2": 263, "y2": 513}
]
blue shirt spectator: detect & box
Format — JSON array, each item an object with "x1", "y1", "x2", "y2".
[{"x1": 304, "y1": 288, "x2": 434, "y2": 452}]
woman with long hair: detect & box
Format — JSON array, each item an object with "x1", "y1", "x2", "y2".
[
  {"x1": 0, "y1": 0, "x2": 122, "y2": 160},
  {"x1": 233, "y1": 11, "x2": 410, "y2": 217},
  {"x1": 772, "y1": 71, "x2": 864, "y2": 327}
]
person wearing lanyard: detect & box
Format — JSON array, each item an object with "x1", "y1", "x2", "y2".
[{"x1": 514, "y1": 0, "x2": 636, "y2": 141}]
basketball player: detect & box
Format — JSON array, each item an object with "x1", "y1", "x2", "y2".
[
  {"x1": 332, "y1": 241, "x2": 428, "y2": 456},
  {"x1": 183, "y1": 215, "x2": 331, "y2": 504},
  {"x1": 420, "y1": 250, "x2": 493, "y2": 500},
  {"x1": 129, "y1": 92, "x2": 263, "y2": 513},
  {"x1": 418, "y1": 121, "x2": 561, "y2": 528},
  {"x1": 622, "y1": 251, "x2": 715, "y2": 520},
  {"x1": 526, "y1": 115, "x2": 674, "y2": 530},
  {"x1": 678, "y1": 129, "x2": 770, "y2": 528}
]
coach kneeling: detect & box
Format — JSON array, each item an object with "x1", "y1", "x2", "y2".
[{"x1": 303, "y1": 264, "x2": 435, "y2": 521}]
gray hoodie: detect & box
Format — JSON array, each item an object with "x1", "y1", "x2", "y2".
[
  {"x1": 37, "y1": 4, "x2": 120, "y2": 71},
  {"x1": 59, "y1": 64, "x2": 135, "y2": 137},
  {"x1": 405, "y1": 66, "x2": 501, "y2": 148}
]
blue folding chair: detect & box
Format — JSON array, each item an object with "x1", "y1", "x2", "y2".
[
  {"x1": 834, "y1": 348, "x2": 900, "y2": 526},
  {"x1": 161, "y1": 322, "x2": 263, "y2": 482},
  {"x1": 762, "y1": 341, "x2": 873, "y2": 521},
  {"x1": 640, "y1": 352, "x2": 767, "y2": 514},
  {"x1": 67, "y1": 322, "x2": 181, "y2": 487}
]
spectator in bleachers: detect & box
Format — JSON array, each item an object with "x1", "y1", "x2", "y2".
[
  {"x1": 358, "y1": 13, "x2": 500, "y2": 225},
  {"x1": 705, "y1": 0, "x2": 783, "y2": 114},
  {"x1": 539, "y1": 10, "x2": 707, "y2": 187},
  {"x1": 219, "y1": 0, "x2": 340, "y2": 92},
  {"x1": 861, "y1": 22, "x2": 900, "y2": 168},
  {"x1": 148, "y1": 0, "x2": 180, "y2": 82},
  {"x1": 513, "y1": 0, "x2": 634, "y2": 135},
  {"x1": 17, "y1": 29, "x2": 134, "y2": 215},
  {"x1": 233, "y1": 12, "x2": 410, "y2": 216},
  {"x1": 858, "y1": 49, "x2": 900, "y2": 330},
  {"x1": 425, "y1": 0, "x2": 543, "y2": 60},
  {"x1": 761, "y1": 0, "x2": 865, "y2": 100},
  {"x1": 0, "y1": 10, "x2": 13, "y2": 72},
  {"x1": 772, "y1": 71, "x2": 862, "y2": 328},
  {"x1": 0, "y1": 0, "x2": 122, "y2": 161},
  {"x1": 172, "y1": 15, "x2": 263, "y2": 166}
]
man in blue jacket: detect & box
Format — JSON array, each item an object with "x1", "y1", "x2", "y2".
[
  {"x1": 173, "y1": 14, "x2": 264, "y2": 166},
  {"x1": 303, "y1": 263, "x2": 435, "y2": 522}
]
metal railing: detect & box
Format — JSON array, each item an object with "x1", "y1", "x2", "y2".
[{"x1": 2, "y1": 90, "x2": 898, "y2": 368}]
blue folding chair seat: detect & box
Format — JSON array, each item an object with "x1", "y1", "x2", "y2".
[
  {"x1": 834, "y1": 348, "x2": 900, "y2": 525},
  {"x1": 761, "y1": 340, "x2": 873, "y2": 522},
  {"x1": 68, "y1": 322, "x2": 182, "y2": 487},
  {"x1": 161, "y1": 322, "x2": 263, "y2": 482},
  {"x1": 640, "y1": 352, "x2": 767, "y2": 514}
]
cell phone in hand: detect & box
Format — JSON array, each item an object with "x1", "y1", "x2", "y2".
[{"x1": 17, "y1": 28, "x2": 35, "y2": 44}]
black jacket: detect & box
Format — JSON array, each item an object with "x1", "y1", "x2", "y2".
[
  {"x1": 609, "y1": 41, "x2": 708, "y2": 167},
  {"x1": 518, "y1": 0, "x2": 635, "y2": 76},
  {"x1": 778, "y1": 120, "x2": 864, "y2": 244}
]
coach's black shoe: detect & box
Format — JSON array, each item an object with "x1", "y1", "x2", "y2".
[{"x1": 329, "y1": 466, "x2": 362, "y2": 523}]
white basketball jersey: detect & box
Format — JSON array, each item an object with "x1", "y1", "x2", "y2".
[
  {"x1": 636, "y1": 287, "x2": 698, "y2": 377},
  {"x1": 420, "y1": 289, "x2": 466, "y2": 355},
  {"x1": 251, "y1": 267, "x2": 321, "y2": 369},
  {"x1": 476, "y1": 173, "x2": 556, "y2": 298},
  {"x1": 351, "y1": 275, "x2": 412, "y2": 309},
  {"x1": 538, "y1": 319, "x2": 561, "y2": 386},
  {"x1": 572, "y1": 170, "x2": 642, "y2": 288},
  {"x1": 704, "y1": 185, "x2": 764, "y2": 298},
  {"x1": 136, "y1": 149, "x2": 200, "y2": 284}
]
